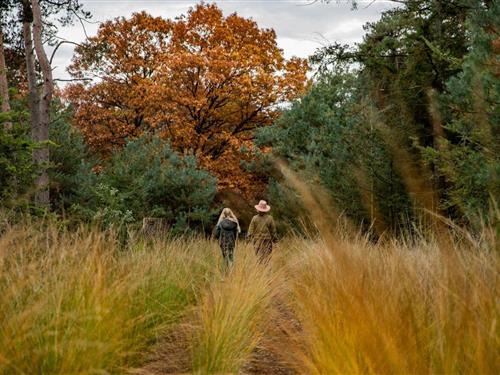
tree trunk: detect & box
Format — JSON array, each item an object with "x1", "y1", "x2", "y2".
[
  {"x1": 31, "y1": 0, "x2": 52, "y2": 207},
  {"x1": 0, "y1": 23, "x2": 11, "y2": 130},
  {"x1": 22, "y1": 6, "x2": 39, "y2": 137},
  {"x1": 24, "y1": 0, "x2": 53, "y2": 208},
  {"x1": 22, "y1": 0, "x2": 47, "y2": 207}
]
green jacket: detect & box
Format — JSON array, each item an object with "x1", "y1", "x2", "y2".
[{"x1": 248, "y1": 214, "x2": 277, "y2": 242}]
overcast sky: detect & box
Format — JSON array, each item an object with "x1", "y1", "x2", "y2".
[{"x1": 50, "y1": 0, "x2": 396, "y2": 84}]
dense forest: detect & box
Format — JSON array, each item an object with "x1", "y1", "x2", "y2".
[{"x1": 1, "y1": 0, "x2": 498, "y2": 235}]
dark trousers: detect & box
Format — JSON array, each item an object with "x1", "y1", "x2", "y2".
[
  {"x1": 220, "y1": 243, "x2": 234, "y2": 271},
  {"x1": 254, "y1": 239, "x2": 273, "y2": 263}
]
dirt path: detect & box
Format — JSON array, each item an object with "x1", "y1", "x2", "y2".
[
  {"x1": 133, "y1": 301, "x2": 300, "y2": 375},
  {"x1": 242, "y1": 300, "x2": 302, "y2": 375}
]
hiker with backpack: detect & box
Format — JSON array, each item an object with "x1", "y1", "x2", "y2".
[{"x1": 213, "y1": 208, "x2": 241, "y2": 271}]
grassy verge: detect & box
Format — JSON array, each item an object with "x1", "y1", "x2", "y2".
[
  {"x1": 0, "y1": 224, "x2": 214, "y2": 374},
  {"x1": 1, "y1": 222, "x2": 498, "y2": 374},
  {"x1": 284, "y1": 236, "x2": 499, "y2": 374}
]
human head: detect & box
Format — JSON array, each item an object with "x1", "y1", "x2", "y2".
[
  {"x1": 218, "y1": 208, "x2": 241, "y2": 233},
  {"x1": 255, "y1": 200, "x2": 271, "y2": 214},
  {"x1": 221, "y1": 207, "x2": 235, "y2": 218}
]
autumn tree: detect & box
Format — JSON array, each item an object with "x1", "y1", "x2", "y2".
[{"x1": 66, "y1": 4, "x2": 308, "y2": 197}]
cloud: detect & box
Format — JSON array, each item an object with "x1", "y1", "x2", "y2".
[{"x1": 48, "y1": 0, "x2": 395, "y2": 84}]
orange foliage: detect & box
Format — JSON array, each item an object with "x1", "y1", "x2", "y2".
[{"x1": 65, "y1": 4, "x2": 308, "y2": 198}]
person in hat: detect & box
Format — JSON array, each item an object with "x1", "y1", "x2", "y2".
[
  {"x1": 213, "y1": 208, "x2": 241, "y2": 271},
  {"x1": 247, "y1": 200, "x2": 277, "y2": 262}
]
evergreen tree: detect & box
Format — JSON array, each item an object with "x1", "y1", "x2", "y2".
[
  {"x1": 0, "y1": 89, "x2": 34, "y2": 208},
  {"x1": 97, "y1": 135, "x2": 218, "y2": 232},
  {"x1": 264, "y1": 0, "x2": 498, "y2": 233},
  {"x1": 421, "y1": 1, "x2": 499, "y2": 225},
  {"x1": 49, "y1": 103, "x2": 97, "y2": 214}
]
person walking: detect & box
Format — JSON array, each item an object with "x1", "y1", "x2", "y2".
[
  {"x1": 213, "y1": 208, "x2": 241, "y2": 271},
  {"x1": 247, "y1": 200, "x2": 277, "y2": 263}
]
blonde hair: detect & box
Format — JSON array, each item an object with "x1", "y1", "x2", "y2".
[{"x1": 217, "y1": 208, "x2": 241, "y2": 233}]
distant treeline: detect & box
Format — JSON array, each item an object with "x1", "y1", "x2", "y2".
[{"x1": 1, "y1": 1, "x2": 498, "y2": 235}]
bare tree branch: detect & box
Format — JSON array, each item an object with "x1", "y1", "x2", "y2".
[
  {"x1": 53, "y1": 77, "x2": 92, "y2": 82},
  {"x1": 49, "y1": 39, "x2": 82, "y2": 65},
  {"x1": 364, "y1": 0, "x2": 377, "y2": 8}
]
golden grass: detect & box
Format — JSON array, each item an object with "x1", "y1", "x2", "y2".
[
  {"x1": 0, "y1": 223, "x2": 215, "y2": 374},
  {"x1": 190, "y1": 244, "x2": 279, "y2": 374},
  {"x1": 275, "y1": 165, "x2": 499, "y2": 374},
  {"x1": 0, "y1": 218, "x2": 498, "y2": 374},
  {"x1": 282, "y1": 236, "x2": 499, "y2": 374}
]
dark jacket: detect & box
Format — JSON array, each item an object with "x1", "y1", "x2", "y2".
[{"x1": 214, "y1": 218, "x2": 238, "y2": 253}]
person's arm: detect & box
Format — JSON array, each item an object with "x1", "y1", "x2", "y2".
[
  {"x1": 269, "y1": 216, "x2": 277, "y2": 241},
  {"x1": 247, "y1": 217, "x2": 255, "y2": 239},
  {"x1": 213, "y1": 224, "x2": 221, "y2": 240}
]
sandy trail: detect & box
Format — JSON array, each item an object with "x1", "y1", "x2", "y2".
[{"x1": 134, "y1": 296, "x2": 301, "y2": 374}]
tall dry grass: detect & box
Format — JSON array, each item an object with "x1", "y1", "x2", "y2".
[
  {"x1": 1, "y1": 215, "x2": 498, "y2": 374},
  {"x1": 190, "y1": 244, "x2": 279, "y2": 374},
  {"x1": 0, "y1": 222, "x2": 215, "y2": 374},
  {"x1": 282, "y1": 236, "x2": 499, "y2": 374},
  {"x1": 274, "y1": 164, "x2": 500, "y2": 375}
]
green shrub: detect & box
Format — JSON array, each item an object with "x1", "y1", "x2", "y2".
[
  {"x1": 49, "y1": 109, "x2": 97, "y2": 215},
  {"x1": 98, "y1": 135, "x2": 217, "y2": 233},
  {"x1": 0, "y1": 117, "x2": 34, "y2": 208},
  {"x1": 48, "y1": 120, "x2": 217, "y2": 232}
]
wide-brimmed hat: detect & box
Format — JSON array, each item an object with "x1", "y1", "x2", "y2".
[{"x1": 255, "y1": 200, "x2": 271, "y2": 213}]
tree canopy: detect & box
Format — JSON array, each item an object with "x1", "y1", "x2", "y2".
[
  {"x1": 66, "y1": 4, "x2": 308, "y2": 198},
  {"x1": 259, "y1": 0, "x2": 499, "y2": 233}
]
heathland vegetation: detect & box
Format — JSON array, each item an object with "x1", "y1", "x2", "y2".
[
  {"x1": 1, "y1": 204, "x2": 497, "y2": 374},
  {"x1": 0, "y1": 0, "x2": 498, "y2": 373}
]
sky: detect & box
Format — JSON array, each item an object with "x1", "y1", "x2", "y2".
[{"x1": 49, "y1": 0, "x2": 396, "y2": 84}]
